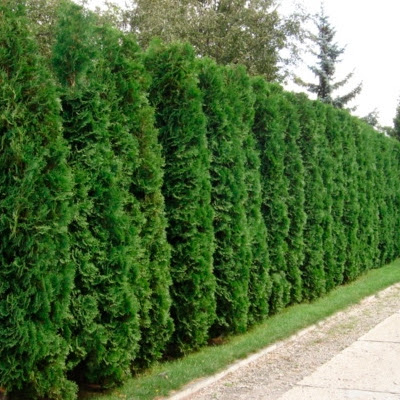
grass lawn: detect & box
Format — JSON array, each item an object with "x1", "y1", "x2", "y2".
[{"x1": 81, "y1": 259, "x2": 400, "y2": 400}]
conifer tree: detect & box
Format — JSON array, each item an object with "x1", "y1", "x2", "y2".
[
  {"x1": 197, "y1": 60, "x2": 250, "y2": 334},
  {"x1": 294, "y1": 94, "x2": 326, "y2": 299},
  {"x1": 0, "y1": 3, "x2": 75, "y2": 399},
  {"x1": 97, "y1": 25, "x2": 173, "y2": 369},
  {"x1": 324, "y1": 106, "x2": 346, "y2": 285},
  {"x1": 340, "y1": 113, "x2": 360, "y2": 280},
  {"x1": 281, "y1": 92, "x2": 306, "y2": 303},
  {"x1": 52, "y1": 2, "x2": 142, "y2": 385},
  {"x1": 252, "y1": 79, "x2": 291, "y2": 313},
  {"x1": 227, "y1": 66, "x2": 271, "y2": 326},
  {"x1": 314, "y1": 102, "x2": 335, "y2": 292},
  {"x1": 144, "y1": 42, "x2": 215, "y2": 353},
  {"x1": 354, "y1": 121, "x2": 375, "y2": 272},
  {"x1": 295, "y1": 7, "x2": 361, "y2": 110}
]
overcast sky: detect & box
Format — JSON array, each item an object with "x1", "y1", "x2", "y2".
[
  {"x1": 281, "y1": 0, "x2": 400, "y2": 127},
  {"x1": 85, "y1": 0, "x2": 400, "y2": 127}
]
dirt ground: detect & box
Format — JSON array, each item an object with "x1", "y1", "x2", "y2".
[{"x1": 178, "y1": 283, "x2": 400, "y2": 400}]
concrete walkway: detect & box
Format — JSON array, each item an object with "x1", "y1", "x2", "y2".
[{"x1": 278, "y1": 309, "x2": 400, "y2": 400}]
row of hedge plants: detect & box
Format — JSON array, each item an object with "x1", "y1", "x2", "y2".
[{"x1": 1, "y1": 2, "x2": 400, "y2": 399}]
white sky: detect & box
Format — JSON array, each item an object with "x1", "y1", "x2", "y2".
[
  {"x1": 84, "y1": 0, "x2": 400, "y2": 127},
  {"x1": 280, "y1": 0, "x2": 400, "y2": 127}
]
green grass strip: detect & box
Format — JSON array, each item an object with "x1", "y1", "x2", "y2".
[{"x1": 82, "y1": 259, "x2": 400, "y2": 400}]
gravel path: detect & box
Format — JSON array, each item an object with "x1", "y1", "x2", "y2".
[{"x1": 177, "y1": 283, "x2": 400, "y2": 400}]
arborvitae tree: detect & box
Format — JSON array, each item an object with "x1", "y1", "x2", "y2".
[
  {"x1": 97, "y1": 25, "x2": 173, "y2": 369},
  {"x1": 295, "y1": 7, "x2": 361, "y2": 110},
  {"x1": 324, "y1": 106, "x2": 346, "y2": 285},
  {"x1": 294, "y1": 94, "x2": 326, "y2": 300},
  {"x1": 314, "y1": 102, "x2": 335, "y2": 292},
  {"x1": 354, "y1": 121, "x2": 375, "y2": 272},
  {"x1": 376, "y1": 137, "x2": 395, "y2": 266},
  {"x1": 240, "y1": 77, "x2": 272, "y2": 325},
  {"x1": 392, "y1": 142, "x2": 400, "y2": 258},
  {"x1": 197, "y1": 60, "x2": 250, "y2": 335},
  {"x1": 281, "y1": 92, "x2": 306, "y2": 303},
  {"x1": 252, "y1": 79, "x2": 291, "y2": 313},
  {"x1": 227, "y1": 65, "x2": 271, "y2": 326},
  {"x1": 144, "y1": 42, "x2": 215, "y2": 353},
  {"x1": 52, "y1": 2, "x2": 141, "y2": 385},
  {"x1": 244, "y1": 127, "x2": 272, "y2": 324},
  {"x1": 0, "y1": 3, "x2": 75, "y2": 399},
  {"x1": 340, "y1": 112, "x2": 360, "y2": 281},
  {"x1": 362, "y1": 126, "x2": 380, "y2": 269}
]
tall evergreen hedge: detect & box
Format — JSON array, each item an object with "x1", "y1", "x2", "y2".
[
  {"x1": 144, "y1": 42, "x2": 215, "y2": 353},
  {"x1": 3, "y1": 11, "x2": 400, "y2": 396},
  {"x1": 52, "y1": 3, "x2": 142, "y2": 385},
  {"x1": 197, "y1": 60, "x2": 250, "y2": 335},
  {"x1": 324, "y1": 106, "x2": 346, "y2": 285},
  {"x1": 340, "y1": 112, "x2": 361, "y2": 281},
  {"x1": 314, "y1": 102, "x2": 336, "y2": 292},
  {"x1": 98, "y1": 25, "x2": 173, "y2": 369},
  {"x1": 295, "y1": 94, "x2": 326, "y2": 300},
  {"x1": 279, "y1": 91, "x2": 306, "y2": 304},
  {"x1": 252, "y1": 79, "x2": 291, "y2": 313},
  {"x1": 0, "y1": 3, "x2": 75, "y2": 399}
]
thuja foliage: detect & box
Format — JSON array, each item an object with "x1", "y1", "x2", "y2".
[
  {"x1": 52, "y1": 2, "x2": 142, "y2": 385},
  {"x1": 197, "y1": 60, "x2": 250, "y2": 335},
  {"x1": 252, "y1": 79, "x2": 291, "y2": 313},
  {"x1": 144, "y1": 42, "x2": 215, "y2": 354},
  {"x1": 4, "y1": 7, "x2": 400, "y2": 397},
  {"x1": 281, "y1": 92, "x2": 306, "y2": 304},
  {"x1": 293, "y1": 94, "x2": 326, "y2": 300},
  {"x1": 239, "y1": 73, "x2": 271, "y2": 325},
  {"x1": 0, "y1": 3, "x2": 75, "y2": 399},
  {"x1": 96, "y1": 24, "x2": 173, "y2": 369}
]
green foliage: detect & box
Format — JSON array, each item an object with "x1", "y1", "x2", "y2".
[
  {"x1": 3, "y1": 7, "x2": 400, "y2": 395},
  {"x1": 197, "y1": 60, "x2": 250, "y2": 335},
  {"x1": 0, "y1": 3, "x2": 75, "y2": 399},
  {"x1": 52, "y1": 2, "x2": 142, "y2": 385},
  {"x1": 144, "y1": 42, "x2": 215, "y2": 353},
  {"x1": 340, "y1": 113, "x2": 361, "y2": 281},
  {"x1": 252, "y1": 79, "x2": 291, "y2": 313},
  {"x1": 391, "y1": 100, "x2": 400, "y2": 141},
  {"x1": 295, "y1": 95, "x2": 326, "y2": 300},
  {"x1": 324, "y1": 107, "x2": 346, "y2": 285},
  {"x1": 295, "y1": 7, "x2": 361, "y2": 109},
  {"x1": 128, "y1": 0, "x2": 304, "y2": 81},
  {"x1": 97, "y1": 26, "x2": 173, "y2": 370},
  {"x1": 279, "y1": 91, "x2": 306, "y2": 304}
]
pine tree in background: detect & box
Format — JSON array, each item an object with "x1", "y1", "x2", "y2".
[
  {"x1": 97, "y1": 25, "x2": 173, "y2": 369},
  {"x1": 295, "y1": 94, "x2": 326, "y2": 300},
  {"x1": 197, "y1": 60, "x2": 250, "y2": 335},
  {"x1": 252, "y1": 79, "x2": 291, "y2": 313},
  {"x1": 0, "y1": 3, "x2": 75, "y2": 399},
  {"x1": 295, "y1": 7, "x2": 361, "y2": 110},
  {"x1": 144, "y1": 42, "x2": 215, "y2": 353},
  {"x1": 52, "y1": 2, "x2": 142, "y2": 385}
]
